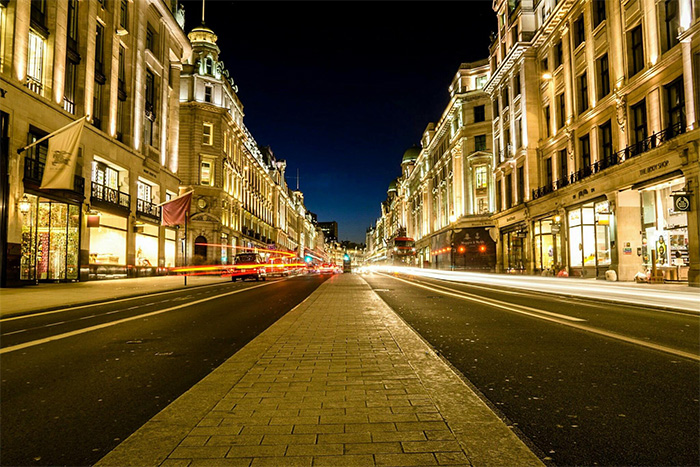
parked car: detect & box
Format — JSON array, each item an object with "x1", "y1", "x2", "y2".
[{"x1": 231, "y1": 253, "x2": 267, "y2": 281}]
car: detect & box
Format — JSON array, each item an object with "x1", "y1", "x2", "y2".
[{"x1": 231, "y1": 253, "x2": 267, "y2": 281}]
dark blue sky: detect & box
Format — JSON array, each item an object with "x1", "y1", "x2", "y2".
[{"x1": 183, "y1": 1, "x2": 496, "y2": 243}]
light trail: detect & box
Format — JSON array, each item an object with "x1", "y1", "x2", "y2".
[
  {"x1": 376, "y1": 272, "x2": 700, "y2": 362},
  {"x1": 369, "y1": 266, "x2": 700, "y2": 312}
]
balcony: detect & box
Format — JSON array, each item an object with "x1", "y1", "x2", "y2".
[
  {"x1": 532, "y1": 120, "x2": 686, "y2": 200},
  {"x1": 136, "y1": 198, "x2": 161, "y2": 222},
  {"x1": 26, "y1": 76, "x2": 42, "y2": 95},
  {"x1": 23, "y1": 157, "x2": 85, "y2": 197},
  {"x1": 91, "y1": 181, "x2": 130, "y2": 214}
]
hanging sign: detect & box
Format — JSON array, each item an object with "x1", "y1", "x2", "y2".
[{"x1": 673, "y1": 194, "x2": 691, "y2": 212}]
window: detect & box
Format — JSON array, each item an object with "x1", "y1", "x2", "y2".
[
  {"x1": 517, "y1": 166, "x2": 524, "y2": 203},
  {"x1": 514, "y1": 73, "x2": 521, "y2": 97},
  {"x1": 496, "y1": 179, "x2": 502, "y2": 211},
  {"x1": 493, "y1": 99, "x2": 500, "y2": 118},
  {"x1": 554, "y1": 41, "x2": 563, "y2": 68},
  {"x1": 204, "y1": 84, "x2": 212, "y2": 103},
  {"x1": 474, "y1": 105, "x2": 485, "y2": 122},
  {"x1": 203, "y1": 123, "x2": 213, "y2": 145},
  {"x1": 67, "y1": 0, "x2": 79, "y2": 49},
  {"x1": 541, "y1": 57, "x2": 549, "y2": 72},
  {"x1": 579, "y1": 134, "x2": 591, "y2": 170},
  {"x1": 505, "y1": 173, "x2": 513, "y2": 208},
  {"x1": 475, "y1": 75, "x2": 487, "y2": 89},
  {"x1": 92, "y1": 161, "x2": 119, "y2": 189},
  {"x1": 502, "y1": 87, "x2": 509, "y2": 108},
  {"x1": 205, "y1": 58, "x2": 213, "y2": 75},
  {"x1": 557, "y1": 93, "x2": 565, "y2": 129},
  {"x1": 475, "y1": 134, "x2": 487, "y2": 151},
  {"x1": 574, "y1": 15, "x2": 585, "y2": 47},
  {"x1": 630, "y1": 25, "x2": 644, "y2": 76},
  {"x1": 515, "y1": 118, "x2": 522, "y2": 148},
  {"x1": 599, "y1": 120, "x2": 613, "y2": 161},
  {"x1": 631, "y1": 99, "x2": 647, "y2": 144},
  {"x1": 93, "y1": 82, "x2": 103, "y2": 129},
  {"x1": 200, "y1": 160, "x2": 213, "y2": 185},
  {"x1": 559, "y1": 149, "x2": 568, "y2": 181},
  {"x1": 119, "y1": 0, "x2": 128, "y2": 29},
  {"x1": 144, "y1": 70, "x2": 156, "y2": 146},
  {"x1": 544, "y1": 157, "x2": 553, "y2": 187},
  {"x1": 578, "y1": 73, "x2": 588, "y2": 114},
  {"x1": 27, "y1": 30, "x2": 45, "y2": 94},
  {"x1": 30, "y1": 0, "x2": 47, "y2": 28},
  {"x1": 95, "y1": 22, "x2": 105, "y2": 77},
  {"x1": 597, "y1": 54, "x2": 610, "y2": 99},
  {"x1": 64, "y1": 60, "x2": 77, "y2": 114},
  {"x1": 544, "y1": 106, "x2": 551, "y2": 137},
  {"x1": 137, "y1": 181, "x2": 152, "y2": 202},
  {"x1": 665, "y1": 77, "x2": 685, "y2": 130},
  {"x1": 475, "y1": 165, "x2": 488, "y2": 189},
  {"x1": 118, "y1": 46, "x2": 126, "y2": 92},
  {"x1": 663, "y1": 0, "x2": 680, "y2": 52},
  {"x1": 116, "y1": 99, "x2": 125, "y2": 142},
  {"x1": 146, "y1": 25, "x2": 156, "y2": 54},
  {"x1": 593, "y1": 0, "x2": 606, "y2": 28}
]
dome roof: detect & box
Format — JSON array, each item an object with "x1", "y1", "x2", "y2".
[
  {"x1": 388, "y1": 178, "x2": 398, "y2": 193},
  {"x1": 402, "y1": 145, "x2": 420, "y2": 164}
]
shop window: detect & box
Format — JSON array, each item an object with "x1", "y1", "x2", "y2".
[
  {"x1": 27, "y1": 30, "x2": 45, "y2": 94},
  {"x1": 89, "y1": 212, "x2": 127, "y2": 271},
  {"x1": 533, "y1": 218, "x2": 562, "y2": 272}
]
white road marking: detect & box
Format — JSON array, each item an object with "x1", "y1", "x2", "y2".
[
  {"x1": 378, "y1": 273, "x2": 700, "y2": 362},
  {"x1": 0, "y1": 281, "x2": 276, "y2": 355}
]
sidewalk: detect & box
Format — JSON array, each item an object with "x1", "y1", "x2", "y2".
[
  {"x1": 0, "y1": 274, "x2": 231, "y2": 318},
  {"x1": 96, "y1": 273, "x2": 544, "y2": 467}
]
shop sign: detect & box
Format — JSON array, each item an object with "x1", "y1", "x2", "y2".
[
  {"x1": 551, "y1": 225, "x2": 560, "y2": 234},
  {"x1": 639, "y1": 160, "x2": 669, "y2": 176},
  {"x1": 87, "y1": 214, "x2": 100, "y2": 228},
  {"x1": 514, "y1": 230, "x2": 528, "y2": 238},
  {"x1": 673, "y1": 194, "x2": 691, "y2": 212},
  {"x1": 623, "y1": 242, "x2": 632, "y2": 255}
]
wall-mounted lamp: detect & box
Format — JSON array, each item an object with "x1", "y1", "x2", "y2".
[
  {"x1": 18, "y1": 194, "x2": 31, "y2": 214},
  {"x1": 542, "y1": 72, "x2": 553, "y2": 80}
]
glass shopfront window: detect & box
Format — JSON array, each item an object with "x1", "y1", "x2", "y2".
[
  {"x1": 568, "y1": 200, "x2": 611, "y2": 276},
  {"x1": 221, "y1": 233, "x2": 229, "y2": 264},
  {"x1": 135, "y1": 223, "x2": 159, "y2": 267},
  {"x1": 88, "y1": 212, "x2": 127, "y2": 266},
  {"x1": 641, "y1": 177, "x2": 688, "y2": 279},
  {"x1": 165, "y1": 228, "x2": 176, "y2": 268},
  {"x1": 20, "y1": 195, "x2": 80, "y2": 281},
  {"x1": 533, "y1": 217, "x2": 562, "y2": 272},
  {"x1": 502, "y1": 227, "x2": 526, "y2": 272}
]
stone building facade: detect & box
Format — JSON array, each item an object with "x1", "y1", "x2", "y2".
[
  {"x1": 1, "y1": 0, "x2": 190, "y2": 286},
  {"x1": 485, "y1": 0, "x2": 699, "y2": 284}
]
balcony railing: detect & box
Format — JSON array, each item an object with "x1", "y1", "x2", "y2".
[
  {"x1": 23, "y1": 157, "x2": 85, "y2": 194},
  {"x1": 532, "y1": 120, "x2": 686, "y2": 200},
  {"x1": 136, "y1": 198, "x2": 161, "y2": 222},
  {"x1": 91, "y1": 181, "x2": 130, "y2": 212},
  {"x1": 26, "y1": 76, "x2": 42, "y2": 95}
]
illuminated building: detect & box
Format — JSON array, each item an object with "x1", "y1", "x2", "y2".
[
  {"x1": 369, "y1": 60, "x2": 496, "y2": 270},
  {"x1": 1, "y1": 0, "x2": 191, "y2": 286},
  {"x1": 178, "y1": 22, "x2": 315, "y2": 264},
  {"x1": 486, "y1": 0, "x2": 699, "y2": 284}
]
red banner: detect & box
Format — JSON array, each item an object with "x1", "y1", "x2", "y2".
[{"x1": 161, "y1": 191, "x2": 192, "y2": 226}]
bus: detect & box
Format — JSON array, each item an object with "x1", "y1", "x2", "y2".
[{"x1": 388, "y1": 236, "x2": 417, "y2": 266}]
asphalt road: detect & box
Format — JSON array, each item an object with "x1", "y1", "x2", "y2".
[
  {"x1": 363, "y1": 271, "x2": 700, "y2": 466},
  {"x1": 0, "y1": 274, "x2": 329, "y2": 467}
]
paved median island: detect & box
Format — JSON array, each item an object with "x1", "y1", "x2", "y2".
[{"x1": 97, "y1": 273, "x2": 543, "y2": 467}]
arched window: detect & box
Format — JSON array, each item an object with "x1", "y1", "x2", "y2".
[
  {"x1": 205, "y1": 57, "x2": 213, "y2": 75},
  {"x1": 194, "y1": 235, "x2": 208, "y2": 262}
]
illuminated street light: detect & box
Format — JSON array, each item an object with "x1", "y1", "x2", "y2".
[{"x1": 18, "y1": 194, "x2": 31, "y2": 214}]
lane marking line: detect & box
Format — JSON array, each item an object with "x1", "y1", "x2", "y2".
[
  {"x1": 0, "y1": 281, "x2": 277, "y2": 355},
  {"x1": 0, "y1": 278, "x2": 287, "y2": 323},
  {"x1": 378, "y1": 273, "x2": 700, "y2": 362}
]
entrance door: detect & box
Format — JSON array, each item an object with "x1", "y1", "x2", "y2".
[{"x1": 36, "y1": 201, "x2": 80, "y2": 281}]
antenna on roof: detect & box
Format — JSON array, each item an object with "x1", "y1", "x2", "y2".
[
  {"x1": 297, "y1": 168, "x2": 300, "y2": 190},
  {"x1": 201, "y1": 0, "x2": 206, "y2": 25}
]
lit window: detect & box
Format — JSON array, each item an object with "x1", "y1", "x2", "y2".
[
  {"x1": 475, "y1": 166, "x2": 488, "y2": 189},
  {"x1": 203, "y1": 123, "x2": 213, "y2": 145},
  {"x1": 27, "y1": 30, "x2": 45, "y2": 94},
  {"x1": 137, "y1": 181, "x2": 152, "y2": 201},
  {"x1": 204, "y1": 85, "x2": 212, "y2": 103},
  {"x1": 201, "y1": 160, "x2": 213, "y2": 185},
  {"x1": 475, "y1": 75, "x2": 487, "y2": 89}
]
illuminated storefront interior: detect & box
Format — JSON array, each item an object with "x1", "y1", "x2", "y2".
[{"x1": 567, "y1": 200, "x2": 611, "y2": 278}]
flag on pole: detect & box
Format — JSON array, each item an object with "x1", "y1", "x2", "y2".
[
  {"x1": 39, "y1": 118, "x2": 86, "y2": 190},
  {"x1": 160, "y1": 190, "x2": 193, "y2": 226}
]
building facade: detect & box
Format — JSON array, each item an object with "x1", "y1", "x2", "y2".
[
  {"x1": 1, "y1": 0, "x2": 191, "y2": 286},
  {"x1": 486, "y1": 0, "x2": 699, "y2": 284},
  {"x1": 369, "y1": 60, "x2": 496, "y2": 270}
]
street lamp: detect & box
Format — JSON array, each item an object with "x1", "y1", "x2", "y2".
[{"x1": 18, "y1": 194, "x2": 31, "y2": 214}]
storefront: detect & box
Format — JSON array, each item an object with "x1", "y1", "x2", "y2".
[
  {"x1": 501, "y1": 225, "x2": 527, "y2": 273},
  {"x1": 532, "y1": 216, "x2": 563, "y2": 274},
  {"x1": 640, "y1": 176, "x2": 689, "y2": 281},
  {"x1": 134, "y1": 222, "x2": 159, "y2": 275},
  {"x1": 567, "y1": 199, "x2": 611, "y2": 278},
  {"x1": 88, "y1": 211, "x2": 128, "y2": 279},
  {"x1": 20, "y1": 194, "x2": 81, "y2": 282},
  {"x1": 164, "y1": 228, "x2": 176, "y2": 268}
]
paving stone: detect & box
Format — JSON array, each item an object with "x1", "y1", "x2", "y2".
[
  {"x1": 169, "y1": 446, "x2": 229, "y2": 459},
  {"x1": 375, "y1": 452, "x2": 439, "y2": 466},
  {"x1": 401, "y1": 440, "x2": 464, "y2": 453},
  {"x1": 292, "y1": 424, "x2": 345, "y2": 435},
  {"x1": 435, "y1": 451, "x2": 472, "y2": 465},
  {"x1": 285, "y1": 443, "x2": 344, "y2": 456},
  {"x1": 206, "y1": 435, "x2": 263, "y2": 446},
  {"x1": 190, "y1": 458, "x2": 252, "y2": 467},
  {"x1": 370, "y1": 431, "x2": 427, "y2": 443},
  {"x1": 250, "y1": 456, "x2": 312, "y2": 466},
  {"x1": 226, "y1": 445, "x2": 287, "y2": 458},
  {"x1": 261, "y1": 434, "x2": 317, "y2": 445},
  {"x1": 344, "y1": 442, "x2": 403, "y2": 455},
  {"x1": 310, "y1": 454, "x2": 375, "y2": 466}
]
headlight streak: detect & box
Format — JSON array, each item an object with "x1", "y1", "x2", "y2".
[{"x1": 368, "y1": 265, "x2": 700, "y2": 313}]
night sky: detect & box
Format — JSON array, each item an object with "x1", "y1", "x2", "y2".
[{"x1": 182, "y1": 1, "x2": 496, "y2": 243}]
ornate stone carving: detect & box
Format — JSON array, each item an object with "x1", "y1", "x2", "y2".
[{"x1": 614, "y1": 90, "x2": 627, "y2": 135}]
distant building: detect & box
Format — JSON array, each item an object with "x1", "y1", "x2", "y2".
[
  {"x1": 1, "y1": 0, "x2": 190, "y2": 286},
  {"x1": 318, "y1": 221, "x2": 338, "y2": 243}
]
